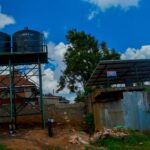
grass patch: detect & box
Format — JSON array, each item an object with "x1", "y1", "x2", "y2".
[
  {"x1": 0, "y1": 144, "x2": 12, "y2": 150},
  {"x1": 144, "y1": 87, "x2": 150, "y2": 91},
  {"x1": 85, "y1": 145, "x2": 106, "y2": 150},
  {"x1": 42, "y1": 145, "x2": 63, "y2": 150},
  {"x1": 88, "y1": 131, "x2": 150, "y2": 150}
]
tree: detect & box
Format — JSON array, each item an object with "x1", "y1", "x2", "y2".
[
  {"x1": 100, "y1": 41, "x2": 120, "y2": 60},
  {"x1": 57, "y1": 29, "x2": 120, "y2": 95},
  {"x1": 75, "y1": 87, "x2": 92, "y2": 103},
  {"x1": 57, "y1": 29, "x2": 100, "y2": 93}
]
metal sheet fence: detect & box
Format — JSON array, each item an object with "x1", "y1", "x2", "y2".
[{"x1": 94, "y1": 91, "x2": 150, "y2": 131}]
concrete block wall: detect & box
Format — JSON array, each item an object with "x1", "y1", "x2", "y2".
[{"x1": 0, "y1": 103, "x2": 85, "y2": 126}]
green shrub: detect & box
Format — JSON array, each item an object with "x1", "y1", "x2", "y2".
[
  {"x1": 0, "y1": 144, "x2": 12, "y2": 150},
  {"x1": 92, "y1": 131, "x2": 150, "y2": 150},
  {"x1": 84, "y1": 113, "x2": 95, "y2": 135}
]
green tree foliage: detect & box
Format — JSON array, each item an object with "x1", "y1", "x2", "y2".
[
  {"x1": 57, "y1": 29, "x2": 120, "y2": 95},
  {"x1": 84, "y1": 113, "x2": 95, "y2": 135},
  {"x1": 75, "y1": 87, "x2": 92, "y2": 103},
  {"x1": 100, "y1": 41, "x2": 120, "y2": 60}
]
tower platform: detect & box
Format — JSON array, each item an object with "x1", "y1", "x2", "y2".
[{"x1": 0, "y1": 52, "x2": 48, "y2": 66}]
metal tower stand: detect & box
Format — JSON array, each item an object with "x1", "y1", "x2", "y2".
[
  {"x1": 0, "y1": 52, "x2": 47, "y2": 129},
  {"x1": 38, "y1": 59, "x2": 45, "y2": 128},
  {"x1": 9, "y1": 60, "x2": 13, "y2": 123}
]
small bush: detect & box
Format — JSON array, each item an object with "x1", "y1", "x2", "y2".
[
  {"x1": 92, "y1": 131, "x2": 150, "y2": 150},
  {"x1": 84, "y1": 113, "x2": 95, "y2": 135},
  {"x1": 0, "y1": 144, "x2": 12, "y2": 150}
]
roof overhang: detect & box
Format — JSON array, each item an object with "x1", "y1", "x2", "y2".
[{"x1": 87, "y1": 59, "x2": 150, "y2": 87}]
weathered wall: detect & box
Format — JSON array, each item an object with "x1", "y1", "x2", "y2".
[
  {"x1": 122, "y1": 92, "x2": 150, "y2": 130},
  {"x1": 44, "y1": 103, "x2": 85, "y2": 125},
  {"x1": 93, "y1": 100, "x2": 124, "y2": 130},
  {"x1": 37, "y1": 96, "x2": 60, "y2": 105},
  {"x1": 94, "y1": 91, "x2": 150, "y2": 131},
  {"x1": 0, "y1": 103, "x2": 85, "y2": 126}
]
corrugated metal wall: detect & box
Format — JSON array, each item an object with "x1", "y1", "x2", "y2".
[
  {"x1": 94, "y1": 91, "x2": 150, "y2": 131},
  {"x1": 93, "y1": 100, "x2": 124, "y2": 130},
  {"x1": 123, "y1": 92, "x2": 150, "y2": 130}
]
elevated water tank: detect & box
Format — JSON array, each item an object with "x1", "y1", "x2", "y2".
[
  {"x1": 0, "y1": 32, "x2": 11, "y2": 53},
  {"x1": 13, "y1": 28, "x2": 44, "y2": 53}
]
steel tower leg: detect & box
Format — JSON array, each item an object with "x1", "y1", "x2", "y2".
[
  {"x1": 12, "y1": 65, "x2": 17, "y2": 127},
  {"x1": 38, "y1": 59, "x2": 45, "y2": 128},
  {"x1": 9, "y1": 59, "x2": 13, "y2": 122}
]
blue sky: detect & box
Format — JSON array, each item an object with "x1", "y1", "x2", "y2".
[
  {"x1": 0, "y1": 0, "x2": 150, "y2": 51},
  {"x1": 0, "y1": 0, "x2": 150, "y2": 101}
]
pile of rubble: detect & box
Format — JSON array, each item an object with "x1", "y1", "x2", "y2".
[
  {"x1": 90, "y1": 127, "x2": 129, "y2": 143},
  {"x1": 69, "y1": 127, "x2": 129, "y2": 145},
  {"x1": 69, "y1": 131, "x2": 89, "y2": 145}
]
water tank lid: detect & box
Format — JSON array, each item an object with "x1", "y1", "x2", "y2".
[{"x1": 13, "y1": 28, "x2": 41, "y2": 35}]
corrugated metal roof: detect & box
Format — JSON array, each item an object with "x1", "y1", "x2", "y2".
[
  {"x1": 87, "y1": 59, "x2": 150, "y2": 87},
  {"x1": 0, "y1": 75, "x2": 35, "y2": 88}
]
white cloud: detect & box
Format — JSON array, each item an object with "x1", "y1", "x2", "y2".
[
  {"x1": 54, "y1": 42, "x2": 68, "y2": 59},
  {"x1": 121, "y1": 45, "x2": 150, "y2": 60},
  {"x1": 84, "y1": 0, "x2": 140, "y2": 11},
  {"x1": 28, "y1": 67, "x2": 58, "y2": 94},
  {"x1": 48, "y1": 42, "x2": 69, "y2": 61},
  {"x1": 42, "y1": 68, "x2": 58, "y2": 94},
  {"x1": 43, "y1": 31, "x2": 49, "y2": 39},
  {"x1": 65, "y1": 94, "x2": 77, "y2": 104},
  {"x1": 47, "y1": 42, "x2": 69, "y2": 73},
  {"x1": 29, "y1": 42, "x2": 69, "y2": 95},
  {"x1": 88, "y1": 10, "x2": 99, "y2": 20},
  {"x1": 0, "y1": 5, "x2": 15, "y2": 29},
  {"x1": 43, "y1": 42, "x2": 70, "y2": 94},
  {"x1": 46, "y1": 42, "x2": 77, "y2": 102},
  {"x1": 22, "y1": 42, "x2": 76, "y2": 102}
]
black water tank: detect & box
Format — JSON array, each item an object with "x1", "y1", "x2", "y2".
[
  {"x1": 13, "y1": 28, "x2": 44, "y2": 53},
  {"x1": 0, "y1": 32, "x2": 11, "y2": 53}
]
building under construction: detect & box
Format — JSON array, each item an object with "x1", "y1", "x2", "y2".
[
  {"x1": 86, "y1": 59, "x2": 150, "y2": 131},
  {"x1": 0, "y1": 28, "x2": 48, "y2": 128}
]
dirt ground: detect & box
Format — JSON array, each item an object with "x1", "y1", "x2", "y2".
[{"x1": 0, "y1": 123, "x2": 87, "y2": 150}]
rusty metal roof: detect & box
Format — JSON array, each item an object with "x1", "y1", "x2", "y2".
[
  {"x1": 86, "y1": 59, "x2": 150, "y2": 87},
  {"x1": 0, "y1": 75, "x2": 35, "y2": 88}
]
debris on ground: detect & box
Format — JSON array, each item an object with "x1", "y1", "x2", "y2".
[
  {"x1": 90, "y1": 127, "x2": 129, "y2": 143},
  {"x1": 0, "y1": 124, "x2": 86, "y2": 150},
  {"x1": 69, "y1": 131, "x2": 89, "y2": 145},
  {"x1": 69, "y1": 127, "x2": 129, "y2": 145}
]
